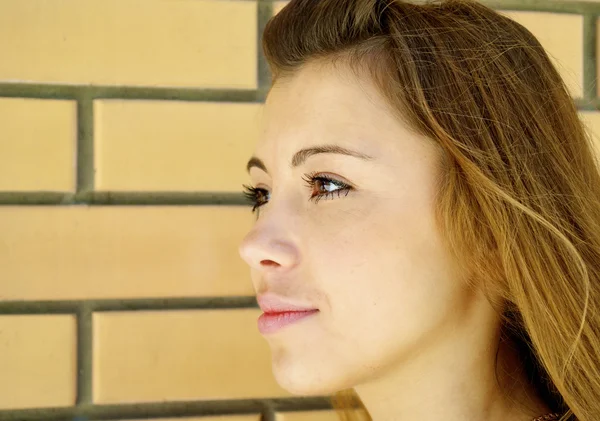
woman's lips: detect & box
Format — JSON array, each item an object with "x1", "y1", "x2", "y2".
[
  {"x1": 256, "y1": 293, "x2": 319, "y2": 334},
  {"x1": 257, "y1": 309, "x2": 319, "y2": 334},
  {"x1": 256, "y1": 293, "x2": 318, "y2": 313}
]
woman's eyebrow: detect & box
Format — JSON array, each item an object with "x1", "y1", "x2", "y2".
[{"x1": 246, "y1": 144, "x2": 374, "y2": 175}]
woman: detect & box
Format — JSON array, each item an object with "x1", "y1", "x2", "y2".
[{"x1": 238, "y1": 0, "x2": 600, "y2": 420}]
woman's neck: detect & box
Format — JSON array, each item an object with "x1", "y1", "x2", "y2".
[{"x1": 354, "y1": 310, "x2": 551, "y2": 421}]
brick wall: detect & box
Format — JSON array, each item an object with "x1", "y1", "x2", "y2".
[{"x1": 1, "y1": 0, "x2": 600, "y2": 420}]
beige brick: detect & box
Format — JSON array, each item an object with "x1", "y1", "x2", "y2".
[
  {"x1": 578, "y1": 111, "x2": 600, "y2": 160},
  {"x1": 275, "y1": 411, "x2": 340, "y2": 421},
  {"x1": 93, "y1": 309, "x2": 288, "y2": 403},
  {"x1": 0, "y1": 206, "x2": 255, "y2": 300},
  {"x1": 500, "y1": 11, "x2": 583, "y2": 98},
  {"x1": 115, "y1": 417, "x2": 261, "y2": 421},
  {"x1": 0, "y1": 315, "x2": 76, "y2": 409},
  {"x1": 0, "y1": 98, "x2": 76, "y2": 191},
  {"x1": 0, "y1": 0, "x2": 257, "y2": 88},
  {"x1": 95, "y1": 100, "x2": 261, "y2": 191},
  {"x1": 274, "y1": 2, "x2": 289, "y2": 14}
]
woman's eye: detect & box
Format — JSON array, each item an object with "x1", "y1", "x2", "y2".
[
  {"x1": 301, "y1": 172, "x2": 352, "y2": 204},
  {"x1": 241, "y1": 172, "x2": 353, "y2": 214},
  {"x1": 242, "y1": 184, "x2": 270, "y2": 213}
]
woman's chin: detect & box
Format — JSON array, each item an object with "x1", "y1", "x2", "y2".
[
  {"x1": 271, "y1": 359, "x2": 349, "y2": 397},
  {"x1": 275, "y1": 376, "x2": 339, "y2": 396}
]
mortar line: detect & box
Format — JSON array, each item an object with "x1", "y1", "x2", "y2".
[
  {"x1": 0, "y1": 297, "x2": 259, "y2": 314},
  {"x1": 257, "y1": 0, "x2": 274, "y2": 98},
  {"x1": 0, "y1": 191, "x2": 251, "y2": 206},
  {"x1": 583, "y1": 13, "x2": 599, "y2": 103},
  {"x1": 262, "y1": 404, "x2": 277, "y2": 421},
  {"x1": 76, "y1": 97, "x2": 95, "y2": 194},
  {"x1": 76, "y1": 302, "x2": 93, "y2": 406},
  {"x1": 0, "y1": 397, "x2": 331, "y2": 421},
  {"x1": 0, "y1": 84, "x2": 262, "y2": 102}
]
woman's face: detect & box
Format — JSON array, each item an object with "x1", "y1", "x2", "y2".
[{"x1": 238, "y1": 61, "x2": 473, "y2": 396}]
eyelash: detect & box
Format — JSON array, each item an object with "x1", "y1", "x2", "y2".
[{"x1": 242, "y1": 171, "x2": 353, "y2": 213}]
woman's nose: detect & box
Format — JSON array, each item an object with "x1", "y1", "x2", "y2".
[{"x1": 238, "y1": 227, "x2": 299, "y2": 271}]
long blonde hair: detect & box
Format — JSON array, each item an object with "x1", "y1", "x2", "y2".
[{"x1": 261, "y1": 1, "x2": 600, "y2": 420}]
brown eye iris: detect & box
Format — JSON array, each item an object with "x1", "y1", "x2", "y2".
[
  {"x1": 256, "y1": 189, "x2": 270, "y2": 205},
  {"x1": 302, "y1": 172, "x2": 352, "y2": 203},
  {"x1": 314, "y1": 179, "x2": 338, "y2": 195}
]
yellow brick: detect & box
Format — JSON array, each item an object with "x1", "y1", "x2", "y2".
[
  {"x1": 578, "y1": 111, "x2": 600, "y2": 160},
  {"x1": 93, "y1": 309, "x2": 288, "y2": 403},
  {"x1": 115, "y1": 417, "x2": 261, "y2": 421},
  {"x1": 0, "y1": 0, "x2": 257, "y2": 88},
  {"x1": 274, "y1": 2, "x2": 289, "y2": 14},
  {"x1": 500, "y1": 11, "x2": 583, "y2": 98},
  {"x1": 0, "y1": 98, "x2": 76, "y2": 191},
  {"x1": 275, "y1": 411, "x2": 340, "y2": 421},
  {"x1": 0, "y1": 206, "x2": 254, "y2": 300},
  {"x1": 95, "y1": 100, "x2": 261, "y2": 191},
  {"x1": 0, "y1": 315, "x2": 76, "y2": 409}
]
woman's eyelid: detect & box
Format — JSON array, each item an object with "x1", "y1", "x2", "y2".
[
  {"x1": 311, "y1": 171, "x2": 355, "y2": 188},
  {"x1": 251, "y1": 171, "x2": 355, "y2": 192},
  {"x1": 247, "y1": 175, "x2": 271, "y2": 191},
  {"x1": 253, "y1": 182, "x2": 270, "y2": 191}
]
